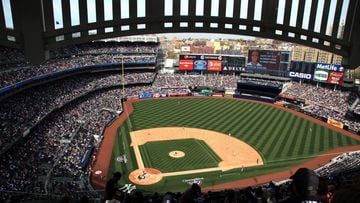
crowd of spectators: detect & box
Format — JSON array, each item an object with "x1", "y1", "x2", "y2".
[
  {"x1": 0, "y1": 47, "x2": 28, "y2": 71},
  {"x1": 0, "y1": 42, "x2": 158, "y2": 88},
  {"x1": 283, "y1": 82, "x2": 351, "y2": 112},
  {"x1": 0, "y1": 54, "x2": 156, "y2": 88},
  {"x1": 281, "y1": 81, "x2": 360, "y2": 132},
  {"x1": 0, "y1": 86, "x2": 123, "y2": 201},
  {"x1": 152, "y1": 73, "x2": 239, "y2": 89},
  {"x1": 49, "y1": 41, "x2": 158, "y2": 58},
  {"x1": 315, "y1": 151, "x2": 360, "y2": 178},
  {"x1": 0, "y1": 72, "x2": 156, "y2": 153}
]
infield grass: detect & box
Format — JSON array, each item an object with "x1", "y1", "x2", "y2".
[{"x1": 140, "y1": 139, "x2": 221, "y2": 172}]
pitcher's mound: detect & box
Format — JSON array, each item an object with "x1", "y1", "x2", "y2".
[
  {"x1": 169, "y1": 150, "x2": 185, "y2": 158},
  {"x1": 129, "y1": 168, "x2": 162, "y2": 185}
]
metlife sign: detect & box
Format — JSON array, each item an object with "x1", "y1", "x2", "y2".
[
  {"x1": 287, "y1": 71, "x2": 313, "y2": 80},
  {"x1": 315, "y1": 63, "x2": 344, "y2": 72}
]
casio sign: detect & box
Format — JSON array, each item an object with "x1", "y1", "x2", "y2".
[{"x1": 289, "y1": 72, "x2": 312, "y2": 79}]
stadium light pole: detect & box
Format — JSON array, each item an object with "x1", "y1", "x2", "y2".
[
  {"x1": 120, "y1": 54, "x2": 133, "y2": 130},
  {"x1": 121, "y1": 54, "x2": 125, "y2": 99}
]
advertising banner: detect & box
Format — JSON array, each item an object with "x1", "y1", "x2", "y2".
[
  {"x1": 328, "y1": 71, "x2": 344, "y2": 85},
  {"x1": 179, "y1": 54, "x2": 247, "y2": 72},
  {"x1": 222, "y1": 56, "x2": 246, "y2": 73},
  {"x1": 313, "y1": 70, "x2": 329, "y2": 82},
  {"x1": 315, "y1": 63, "x2": 344, "y2": 72},
  {"x1": 139, "y1": 92, "x2": 153, "y2": 99},
  {"x1": 179, "y1": 59, "x2": 194, "y2": 71},
  {"x1": 287, "y1": 71, "x2": 313, "y2": 80},
  {"x1": 193, "y1": 60, "x2": 207, "y2": 70},
  {"x1": 207, "y1": 60, "x2": 222, "y2": 71},
  {"x1": 327, "y1": 118, "x2": 344, "y2": 129}
]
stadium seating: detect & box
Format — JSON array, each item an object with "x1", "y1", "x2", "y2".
[{"x1": 1, "y1": 42, "x2": 360, "y2": 202}]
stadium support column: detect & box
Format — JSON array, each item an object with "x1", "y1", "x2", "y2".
[
  {"x1": 11, "y1": 0, "x2": 48, "y2": 64},
  {"x1": 343, "y1": 0, "x2": 360, "y2": 68}
]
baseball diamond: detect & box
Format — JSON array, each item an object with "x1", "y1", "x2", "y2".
[{"x1": 92, "y1": 97, "x2": 360, "y2": 193}]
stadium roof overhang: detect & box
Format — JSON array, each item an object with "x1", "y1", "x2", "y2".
[{"x1": 1, "y1": 0, "x2": 359, "y2": 68}]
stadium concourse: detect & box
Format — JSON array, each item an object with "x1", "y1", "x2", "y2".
[{"x1": 1, "y1": 42, "x2": 360, "y2": 202}]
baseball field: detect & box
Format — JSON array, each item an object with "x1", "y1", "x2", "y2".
[{"x1": 103, "y1": 97, "x2": 360, "y2": 193}]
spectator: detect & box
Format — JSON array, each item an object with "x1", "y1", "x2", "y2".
[
  {"x1": 105, "y1": 172, "x2": 123, "y2": 202},
  {"x1": 280, "y1": 168, "x2": 322, "y2": 203},
  {"x1": 180, "y1": 183, "x2": 203, "y2": 203},
  {"x1": 331, "y1": 182, "x2": 360, "y2": 203}
]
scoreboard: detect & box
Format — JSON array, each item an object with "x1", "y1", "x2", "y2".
[{"x1": 179, "y1": 54, "x2": 245, "y2": 72}]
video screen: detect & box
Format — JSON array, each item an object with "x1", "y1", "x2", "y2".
[{"x1": 247, "y1": 50, "x2": 290, "y2": 71}]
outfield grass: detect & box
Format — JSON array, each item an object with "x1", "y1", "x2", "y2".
[
  {"x1": 108, "y1": 98, "x2": 360, "y2": 192},
  {"x1": 140, "y1": 139, "x2": 221, "y2": 172},
  {"x1": 130, "y1": 98, "x2": 360, "y2": 162}
]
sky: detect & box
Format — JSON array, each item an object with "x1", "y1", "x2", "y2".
[{"x1": 1, "y1": 0, "x2": 350, "y2": 40}]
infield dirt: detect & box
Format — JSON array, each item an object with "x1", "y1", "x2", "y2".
[{"x1": 128, "y1": 127, "x2": 263, "y2": 185}]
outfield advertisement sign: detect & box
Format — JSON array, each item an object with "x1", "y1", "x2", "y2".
[
  {"x1": 328, "y1": 71, "x2": 344, "y2": 85},
  {"x1": 222, "y1": 55, "x2": 246, "y2": 73},
  {"x1": 313, "y1": 70, "x2": 329, "y2": 82},
  {"x1": 139, "y1": 92, "x2": 153, "y2": 99},
  {"x1": 207, "y1": 60, "x2": 222, "y2": 71},
  {"x1": 179, "y1": 59, "x2": 194, "y2": 71},
  {"x1": 315, "y1": 63, "x2": 344, "y2": 72},
  {"x1": 287, "y1": 71, "x2": 313, "y2": 80},
  {"x1": 327, "y1": 118, "x2": 344, "y2": 129},
  {"x1": 313, "y1": 65, "x2": 344, "y2": 85},
  {"x1": 193, "y1": 60, "x2": 207, "y2": 70}
]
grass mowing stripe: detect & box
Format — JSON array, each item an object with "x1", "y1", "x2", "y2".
[
  {"x1": 233, "y1": 103, "x2": 262, "y2": 134},
  {"x1": 240, "y1": 106, "x2": 270, "y2": 141},
  {"x1": 221, "y1": 103, "x2": 257, "y2": 136},
  {"x1": 312, "y1": 125, "x2": 322, "y2": 153},
  {"x1": 220, "y1": 104, "x2": 259, "y2": 137},
  {"x1": 298, "y1": 120, "x2": 312, "y2": 157},
  {"x1": 255, "y1": 111, "x2": 286, "y2": 151},
  {"x1": 279, "y1": 116, "x2": 305, "y2": 159},
  {"x1": 197, "y1": 140, "x2": 222, "y2": 163},
  {"x1": 322, "y1": 128, "x2": 330, "y2": 152},
  {"x1": 308, "y1": 123, "x2": 317, "y2": 155},
  {"x1": 338, "y1": 132, "x2": 347, "y2": 147},
  {"x1": 194, "y1": 101, "x2": 236, "y2": 130},
  {"x1": 261, "y1": 112, "x2": 292, "y2": 159},
  {"x1": 246, "y1": 108, "x2": 277, "y2": 146},
  {"x1": 318, "y1": 126, "x2": 325, "y2": 153},
  {"x1": 211, "y1": 103, "x2": 246, "y2": 133},
  {"x1": 284, "y1": 117, "x2": 305, "y2": 157},
  {"x1": 347, "y1": 135, "x2": 359, "y2": 145},
  {"x1": 271, "y1": 115, "x2": 297, "y2": 160}
]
